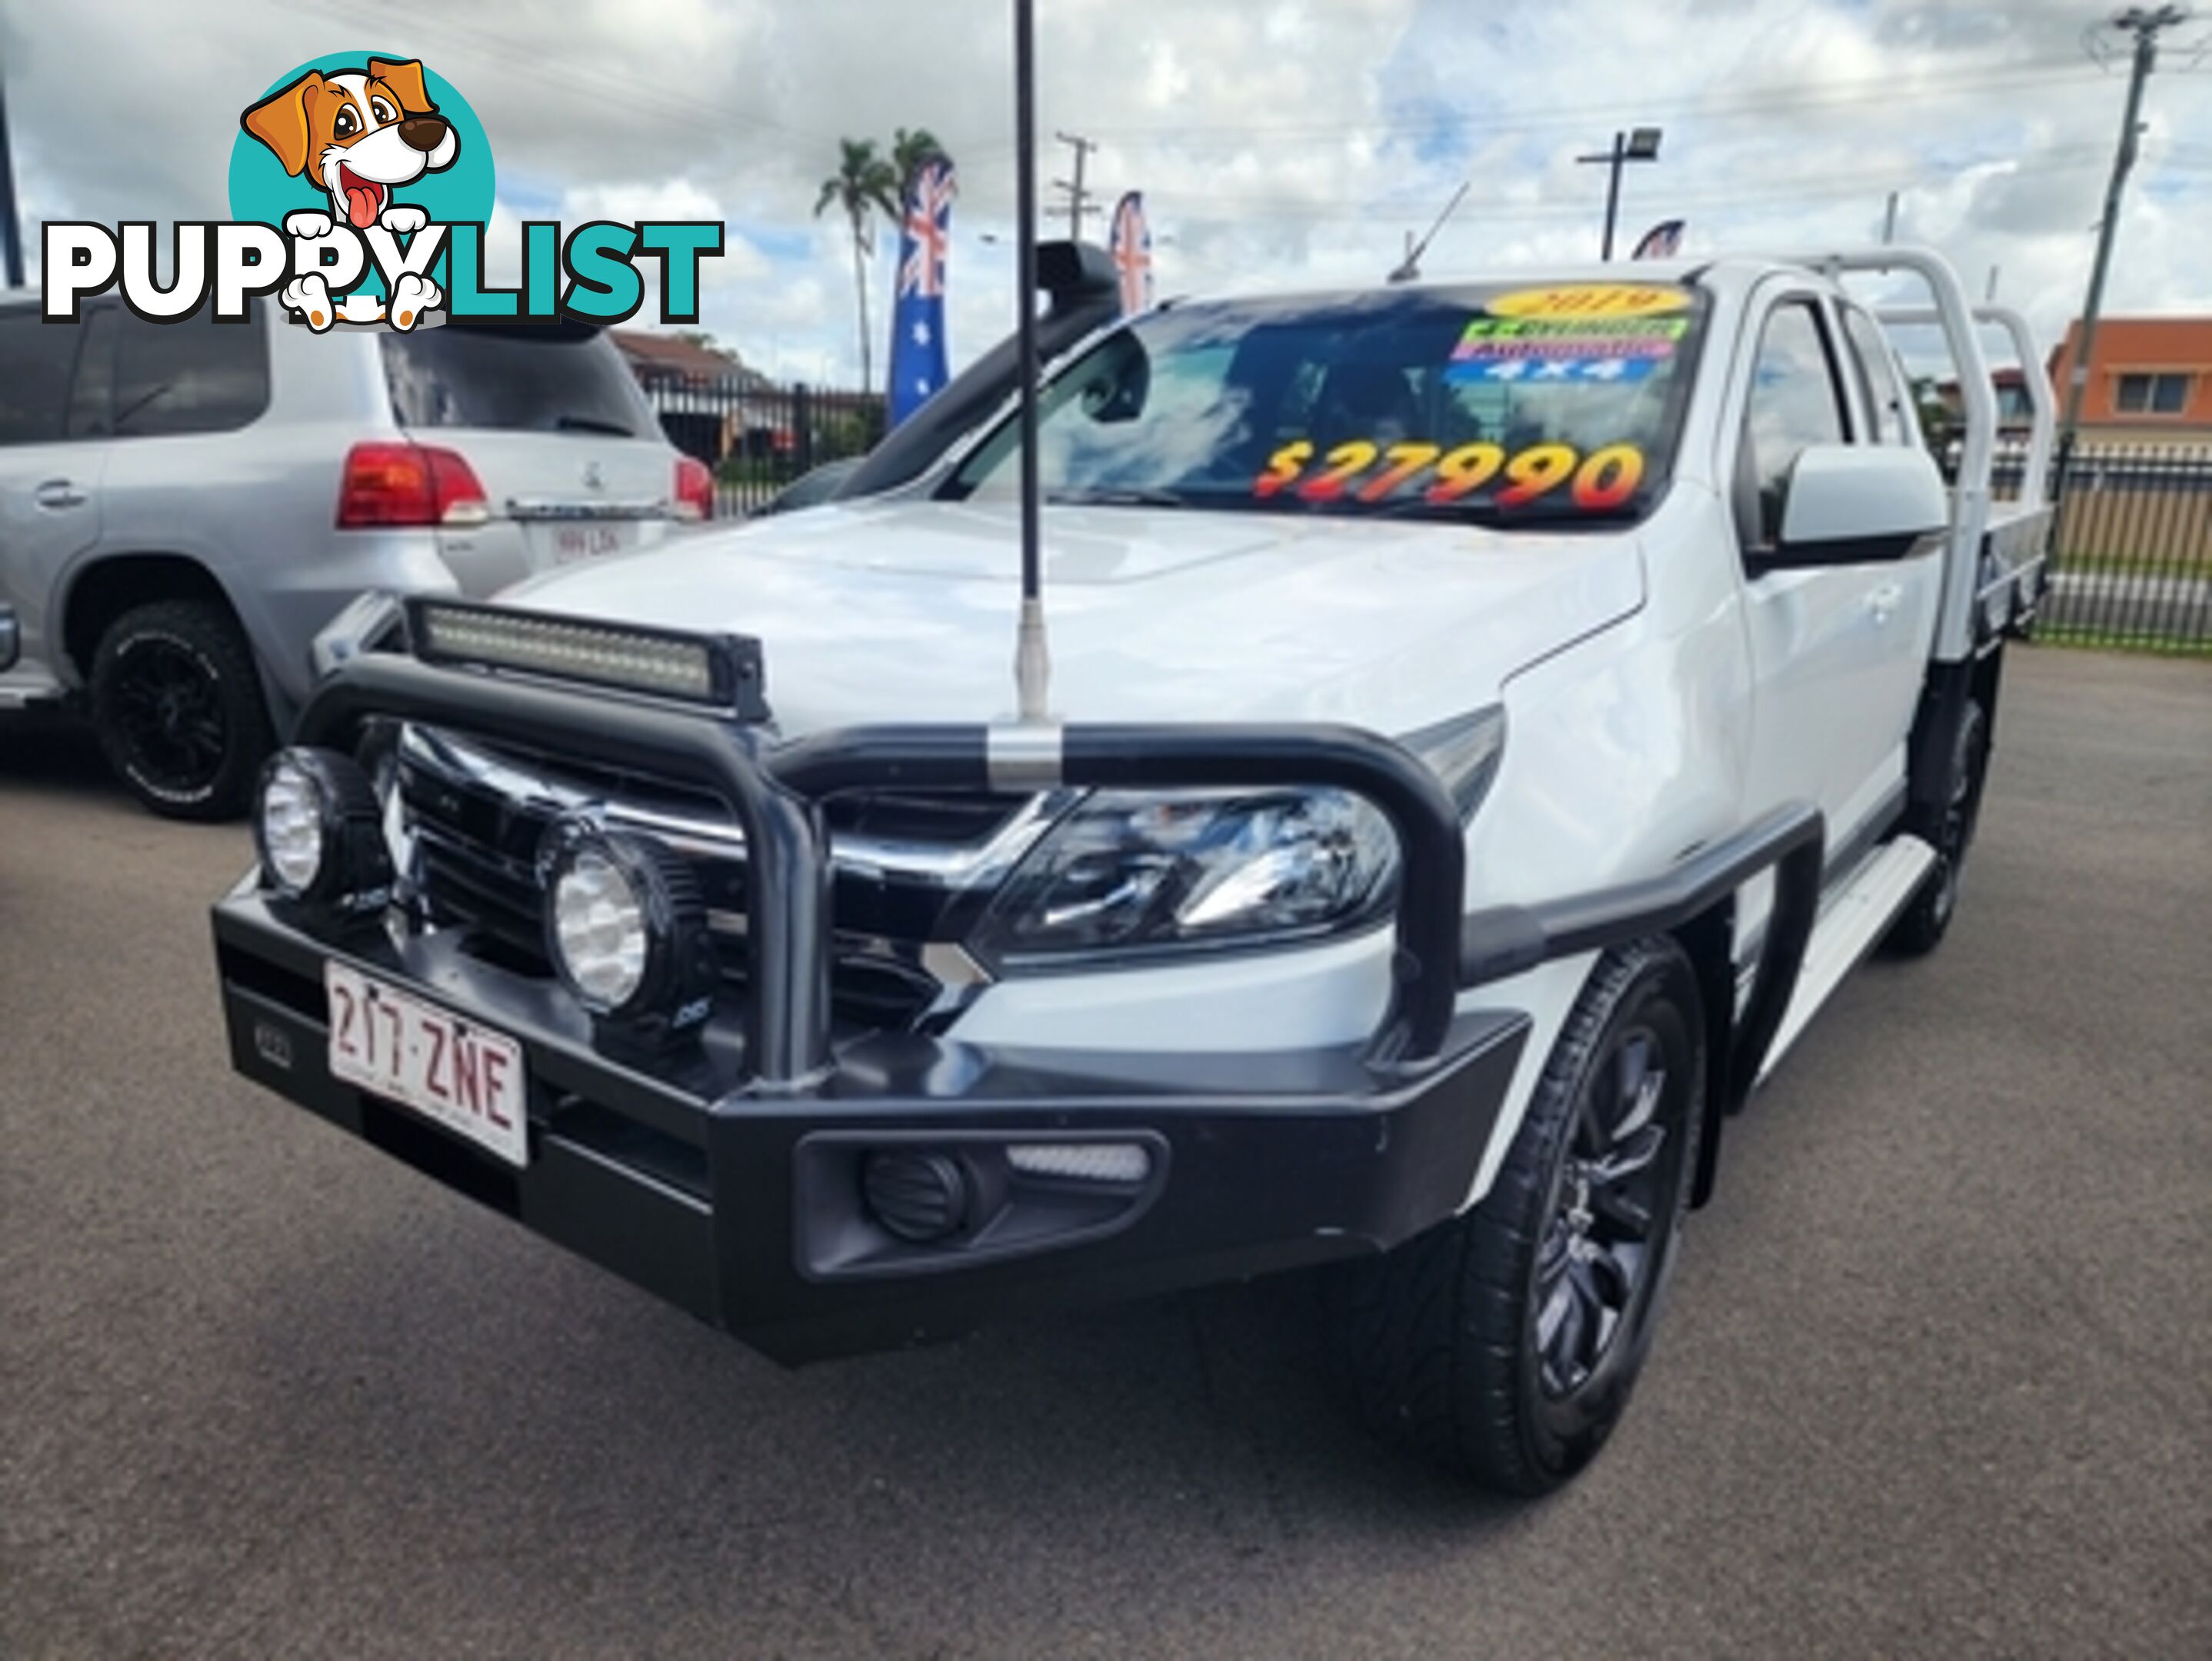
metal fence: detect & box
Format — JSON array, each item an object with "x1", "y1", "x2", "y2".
[
  {"x1": 639, "y1": 373, "x2": 887, "y2": 518},
  {"x1": 2014, "y1": 444, "x2": 2212, "y2": 654}
]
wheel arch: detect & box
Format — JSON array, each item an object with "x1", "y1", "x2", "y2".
[
  {"x1": 1669, "y1": 900, "x2": 1740, "y2": 1210},
  {"x1": 59, "y1": 552, "x2": 292, "y2": 732},
  {"x1": 61, "y1": 552, "x2": 235, "y2": 681}
]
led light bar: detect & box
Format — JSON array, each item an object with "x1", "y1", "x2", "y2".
[
  {"x1": 405, "y1": 598, "x2": 768, "y2": 719},
  {"x1": 1004, "y1": 1142, "x2": 1154, "y2": 1183}
]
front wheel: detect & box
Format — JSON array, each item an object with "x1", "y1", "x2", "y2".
[
  {"x1": 90, "y1": 599, "x2": 273, "y2": 821},
  {"x1": 1328, "y1": 937, "x2": 1706, "y2": 1494}
]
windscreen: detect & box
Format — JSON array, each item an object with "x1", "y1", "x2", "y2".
[
  {"x1": 948, "y1": 281, "x2": 1704, "y2": 524},
  {"x1": 381, "y1": 321, "x2": 652, "y2": 438}
]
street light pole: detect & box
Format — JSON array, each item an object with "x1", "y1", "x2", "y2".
[
  {"x1": 1599, "y1": 131, "x2": 1625, "y2": 261},
  {"x1": 1576, "y1": 127, "x2": 1662, "y2": 263}
]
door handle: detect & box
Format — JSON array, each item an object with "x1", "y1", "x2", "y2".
[
  {"x1": 1866, "y1": 581, "x2": 1904, "y2": 623},
  {"x1": 33, "y1": 479, "x2": 87, "y2": 511}
]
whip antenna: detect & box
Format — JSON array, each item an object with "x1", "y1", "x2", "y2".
[{"x1": 1011, "y1": 0, "x2": 1051, "y2": 721}]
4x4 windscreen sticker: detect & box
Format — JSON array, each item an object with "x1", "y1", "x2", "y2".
[{"x1": 1252, "y1": 439, "x2": 1645, "y2": 511}]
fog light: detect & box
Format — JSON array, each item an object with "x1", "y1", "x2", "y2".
[
  {"x1": 1006, "y1": 1142, "x2": 1154, "y2": 1183},
  {"x1": 540, "y1": 823, "x2": 718, "y2": 1047},
  {"x1": 252, "y1": 747, "x2": 392, "y2": 923},
  {"x1": 861, "y1": 1150, "x2": 971, "y2": 1243}
]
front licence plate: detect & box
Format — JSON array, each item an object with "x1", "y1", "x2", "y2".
[{"x1": 325, "y1": 962, "x2": 528, "y2": 1167}]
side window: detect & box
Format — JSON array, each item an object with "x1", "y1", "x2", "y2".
[
  {"x1": 111, "y1": 307, "x2": 271, "y2": 438},
  {"x1": 1841, "y1": 308, "x2": 1911, "y2": 446},
  {"x1": 68, "y1": 308, "x2": 118, "y2": 438},
  {"x1": 1737, "y1": 301, "x2": 1847, "y2": 549},
  {"x1": 0, "y1": 309, "x2": 82, "y2": 446}
]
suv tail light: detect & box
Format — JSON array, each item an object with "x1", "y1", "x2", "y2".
[
  {"x1": 337, "y1": 441, "x2": 490, "y2": 529},
  {"x1": 674, "y1": 455, "x2": 715, "y2": 522}
]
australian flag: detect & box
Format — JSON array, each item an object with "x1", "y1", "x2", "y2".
[
  {"x1": 888, "y1": 157, "x2": 954, "y2": 428},
  {"x1": 1111, "y1": 191, "x2": 1153, "y2": 316}
]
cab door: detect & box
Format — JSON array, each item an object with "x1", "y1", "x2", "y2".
[
  {"x1": 1724, "y1": 287, "x2": 1913, "y2": 849},
  {"x1": 0, "y1": 304, "x2": 108, "y2": 702}
]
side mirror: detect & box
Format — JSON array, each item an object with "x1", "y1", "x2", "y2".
[
  {"x1": 0, "y1": 602, "x2": 17, "y2": 674},
  {"x1": 1761, "y1": 443, "x2": 1949, "y2": 569}
]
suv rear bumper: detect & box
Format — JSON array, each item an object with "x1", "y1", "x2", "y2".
[{"x1": 215, "y1": 886, "x2": 1528, "y2": 1363}]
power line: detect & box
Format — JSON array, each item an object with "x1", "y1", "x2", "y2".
[{"x1": 958, "y1": 57, "x2": 2104, "y2": 159}]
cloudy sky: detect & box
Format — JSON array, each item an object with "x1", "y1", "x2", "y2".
[{"x1": 5, "y1": 0, "x2": 2209, "y2": 386}]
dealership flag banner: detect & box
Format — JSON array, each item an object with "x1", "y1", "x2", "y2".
[
  {"x1": 1631, "y1": 218, "x2": 1685, "y2": 260},
  {"x1": 889, "y1": 158, "x2": 955, "y2": 428},
  {"x1": 1111, "y1": 191, "x2": 1154, "y2": 316}
]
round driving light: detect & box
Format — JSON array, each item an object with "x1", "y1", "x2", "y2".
[
  {"x1": 252, "y1": 747, "x2": 392, "y2": 920},
  {"x1": 258, "y1": 757, "x2": 325, "y2": 895},
  {"x1": 551, "y1": 849, "x2": 648, "y2": 1010},
  {"x1": 540, "y1": 824, "x2": 718, "y2": 1047}
]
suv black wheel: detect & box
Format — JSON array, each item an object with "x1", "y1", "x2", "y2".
[
  {"x1": 90, "y1": 600, "x2": 273, "y2": 821},
  {"x1": 1328, "y1": 937, "x2": 1705, "y2": 1494},
  {"x1": 1885, "y1": 696, "x2": 1988, "y2": 957}
]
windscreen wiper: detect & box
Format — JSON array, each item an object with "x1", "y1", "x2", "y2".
[
  {"x1": 1044, "y1": 486, "x2": 1187, "y2": 508},
  {"x1": 551, "y1": 414, "x2": 637, "y2": 436}
]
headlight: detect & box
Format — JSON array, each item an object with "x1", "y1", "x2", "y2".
[
  {"x1": 967, "y1": 706, "x2": 1506, "y2": 972},
  {"x1": 539, "y1": 823, "x2": 719, "y2": 1048},
  {"x1": 252, "y1": 747, "x2": 394, "y2": 922},
  {"x1": 969, "y1": 787, "x2": 1398, "y2": 968}
]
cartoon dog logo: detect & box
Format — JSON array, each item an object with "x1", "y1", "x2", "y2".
[{"x1": 241, "y1": 58, "x2": 454, "y2": 331}]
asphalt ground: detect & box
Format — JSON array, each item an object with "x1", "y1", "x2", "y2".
[{"x1": 2, "y1": 644, "x2": 2207, "y2": 1659}]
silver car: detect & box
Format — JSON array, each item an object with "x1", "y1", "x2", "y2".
[{"x1": 0, "y1": 293, "x2": 711, "y2": 817}]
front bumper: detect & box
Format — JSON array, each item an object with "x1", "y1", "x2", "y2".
[
  {"x1": 215, "y1": 887, "x2": 1527, "y2": 1363},
  {"x1": 218, "y1": 635, "x2": 1824, "y2": 1362}
]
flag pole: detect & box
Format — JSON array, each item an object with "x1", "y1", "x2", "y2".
[{"x1": 1011, "y1": 0, "x2": 1051, "y2": 721}]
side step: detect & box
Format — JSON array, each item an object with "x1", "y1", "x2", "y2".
[{"x1": 1757, "y1": 835, "x2": 1935, "y2": 1085}]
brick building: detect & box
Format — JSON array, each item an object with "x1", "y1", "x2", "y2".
[{"x1": 2046, "y1": 316, "x2": 2212, "y2": 442}]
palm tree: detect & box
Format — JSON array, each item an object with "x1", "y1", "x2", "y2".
[
  {"x1": 815, "y1": 138, "x2": 900, "y2": 393},
  {"x1": 891, "y1": 127, "x2": 947, "y2": 197}
]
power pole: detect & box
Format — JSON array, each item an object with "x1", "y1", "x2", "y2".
[
  {"x1": 1051, "y1": 130, "x2": 1097, "y2": 241},
  {"x1": 0, "y1": 45, "x2": 25, "y2": 289},
  {"x1": 1881, "y1": 191, "x2": 1899, "y2": 245},
  {"x1": 2057, "y1": 6, "x2": 2187, "y2": 481}
]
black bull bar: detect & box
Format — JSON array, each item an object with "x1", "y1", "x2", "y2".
[{"x1": 215, "y1": 654, "x2": 1822, "y2": 1362}]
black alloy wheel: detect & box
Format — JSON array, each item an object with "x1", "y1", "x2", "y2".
[
  {"x1": 91, "y1": 600, "x2": 273, "y2": 821},
  {"x1": 1328, "y1": 936, "x2": 1706, "y2": 1494},
  {"x1": 110, "y1": 636, "x2": 228, "y2": 794},
  {"x1": 1532, "y1": 1024, "x2": 1684, "y2": 1408}
]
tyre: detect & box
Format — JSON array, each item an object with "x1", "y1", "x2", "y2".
[
  {"x1": 90, "y1": 599, "x2": 274, "y2": 821},
  {"x1": 1884, "y1": 695, "x2": 1988, "y2": 957},
  {"x1": 1328, "y1": 937, "x2": 1706, "y2": 1494}
]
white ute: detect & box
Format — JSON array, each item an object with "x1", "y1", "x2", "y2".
[{"x1": 215, "y1": 245, "x2": 2051, "y2": 1495}]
